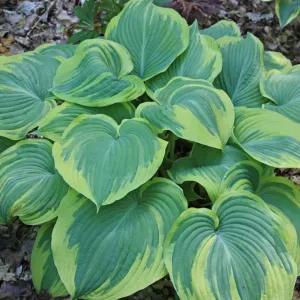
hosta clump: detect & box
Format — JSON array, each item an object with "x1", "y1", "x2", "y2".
[{"x1": 0, "y1": 0, "x2": 300, "y2": 299}]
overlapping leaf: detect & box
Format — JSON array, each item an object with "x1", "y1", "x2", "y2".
[
  {"x1": 137, "y1": 77, "x2": 234, "y2": 149},
  {"x1": 214, "y1": 33, "x2": 267, "y2": 108},
  {"x1": 200, "y1": 20, "x2": 241, "y2": 40},
  {"x1": 34, "y1": 43, "x2": 76, "y2": 59},
  {"x1": 31, "y1": 222, "x2": 67, "y2": 297},
  {"x1": 261, "y1": 66, "x2": 300, "y2": 123},
  {"x1": 257, "y1": 176, "x2": 300, "y2": 273},
  {"x1": 53, "y1": 115, "x2": 167, "y2": 209},
  {"x1": 233, "y1": 107, "x2": 300, "y2": 168},
  {"x1": 0, "y1": 53, "x2": 59, "y2": 140},
  {"x1": 33, "y1": 102, "x2": 135, "y2": 141},
  {"x1": 168, "y1": 143, "x2": 249, "y2": 202},
  {"x1": 219, "y1": 161, "x2": 300, "y2": 273},
  {"x1": 0, "y1": 139, "x2": 69, "y2": 225},
  {"x1": 164, "y1": 191, "x2": 297, "y2": 300},
  {"x1": 105, "y1": 0, "x2": 189, "y2": 80},
  {"x1": 51, "y1": 39, "x2": 145, "y2": 107},
  {"x1": 219, "y1": 160, "x2": 265, "y2": 195},
  {"x1": 146, "y1": 22, "x2": 222, "y2": 95},
  {"x1": 52, "y1": 180, "x2": 187, "y2": 299},
  {"x1": 263, "y1": 51, "x2": 292, "y2": 72}
]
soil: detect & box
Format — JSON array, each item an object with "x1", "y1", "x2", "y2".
[{"x1": 0, "y1": 0, "x2": 300, "y2": 299}]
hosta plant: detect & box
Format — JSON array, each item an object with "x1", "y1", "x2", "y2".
[
  {"x1": 1, "y1": 0, "x2": 300, "y2": 299},
  {"x1": 263, "y1": 0, "x2": 300, "y2": 27}
]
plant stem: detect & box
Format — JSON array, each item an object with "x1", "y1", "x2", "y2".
[
  {"x1": 168, "y1": 133, "x2": 176, "y2": 161},
  {"x1": 159, "y1": 166, "x2": 169, "y2": 178}
]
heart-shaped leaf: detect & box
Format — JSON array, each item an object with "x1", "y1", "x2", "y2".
[
  {"x1": 0, "y1": 139, "x2": 69, "y2": 225},
  {"x1": 164, "y1": 191, "x2": 297, "y2": 300},
  {"x1": 137, "y1": 77, "x2": 234, "y2": 149},
  {"x1": 31, "y1": 222, "x2": 67, "y2": 297},
  {"x1": 105, "y1": 0, "x2": 189, "y2": 80},
  {"x1": 0, "y1": 53, "x2": 60, "y2": 140},
  {"x1": 52, "y1": 180, "x2": 187, "y2": 299},
  {"x1": 146, "y1": 22, "x2": 222, "y2": 96},
  {"x1": 33, "y1": 102, "x2": 135, "y2": 142},
  {"x1": 53, "y1": 115, "x2": 167, "y2": 209},
  {"x1": 51, "y1": 39, "x2": 145, "y2": 107}
]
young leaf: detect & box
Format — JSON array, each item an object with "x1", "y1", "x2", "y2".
[
  {"x1": 233, "y1": 107, "x2": 300, "y2": 168},
  {"x1": 200, "y1": 20, "x2": 241, "y2": 40},
  {"x1": 33, "y1": 102, "x2": 135, "y2": 142},
  {"x1": 0, "y1": 139, "x2": 69, "y2": 225},
  {"x1": 214, "y1": 33, "x2": 267, "y2": 108},
  {"x1": 105, "y1": 0, "x2": 189, "y2": 80},
  {"x1": 0, "y1": 53, "x2": 60, "y2": 140},
  {"x1": 137, "y1": 77, "x2": 234, "y2": 149},
  {"x1": 164, "y1": 191, "x2": 297, "y2": 300},
  {"x1": 31, "y1": 222, "x2": 67, "y2": 297},
  {"x1": 260, "y1": 66, "x2": 300, "y2": 123},
  {"x1": 146, "y1": 21, "x2": 222, "y2": 96},
  {"x1": 51, "y1": 39, "x2": 145, "y2": 107},
  {"x1": 52, "y1": 181, "x2": 187, "y2": 299},
  {"x1": 168, "y1": 143, "x2": 249, "y2": 202},
  {"x1": 53, "y1": 115, "x2": 167, "y2": 209}
]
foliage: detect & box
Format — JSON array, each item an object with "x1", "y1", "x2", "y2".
[
  {"x1": 276, "y1": 0, "x2": 300, "y2": 27},
  {"x1": 69, "y1": 0, "x2": 172, "y2": 43},
  {"x1": 264, "y1": 0, "x2": 300, "y2": 27},
  {"x1": 0, "y1": 0, "x2": 300, "y2": 299}
]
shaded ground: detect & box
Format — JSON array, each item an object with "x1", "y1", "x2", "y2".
[{"x1": 0, "y1": 0, "x2": 300, "y2": 299}]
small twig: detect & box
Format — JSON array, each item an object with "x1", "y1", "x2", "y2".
[{"x1": 26, "y1": 0, "x2": 57, "y2": 37}]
